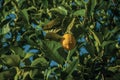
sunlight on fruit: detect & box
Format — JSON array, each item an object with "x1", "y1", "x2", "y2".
[{"x1": 61, "y1": 34, "x2": 76, "y2": 50}]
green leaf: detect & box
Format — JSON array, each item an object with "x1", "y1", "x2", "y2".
[
  {"x1": 31, "y1": 57, "x2": 49, "y2": 68},
  {"x1": 91, "y1": 0, "x2": 97, "y2": 12},
  {"x1": 65, "y1": 75, "x2": 74, "y2": 80},
  {"x1": 107, "y1": 65, "x2": 120, "y2": 73},
  {"x1": 102, "y1": 40, "x2": 117, "y2": 49},
  {"x1": 104, "y1": 27, "x2": 120, "y2": 40},
  {"x1": 74, "y1": 0, "x2": 83, "y2": 6},
  {"x1": 45, "y1": 32, "x2": 62, "y2": 41},
  {"x1": 86, "y1": 44, "x2": 95, "y2": 57},
  {"x1": 0, "y1": 18, "x2": 11, "y2": 28},
  {"x1": 89, "y1": 29, "x2": 101, "y2": 46},
  {"x1": 66, "y1": 48, "x2": 77, "y2": 62},
  {"x1": 2, "y1": 25, "x2": 10, "y2": 35},
  {"x1": 23, "y1": 53, "x2": 34, "y2": 60},
  {"x1": 17, "y1": 0, "x2": 25, "y2": 8},
  {"x1": 22, "y1": 72, "x2": 30, "y2": 80},
  {"x1": 10, "y1": 46, "x2": 25, "y2": 58},
  {"x1": 27, "y1": 6, "x2": 37, "y2": 11},
  {"x1": 42, "y1": 0, "x2": 48, "y2": 8},
  {"x1": 85, "y1": 0, "x2": 96, "y2": 17},
  {"x1": 89, "y1": 29, "x2": 101, "y2": 52},
  {"x1": 44, "y1": 67, "x2": 57, "y2": 80},
  {"x1": 113, "y1": 73, "x2": 120, "y2": 80},
  {"x1": 24, "y1": 36, "x2": 37, "y2": 46},
  {"x1": 66, "y1": 18, "x2": 75, "y2": 33},
  {"x1": 73, "y1": 9, "x2": 85, "y2": 16},
  {"x1": 0, "y1": 68, "x2": 16, "y2": 80},
  {"x1": 0, "y1": 55, "x2": 20, "y2": 66},
  {"x1": 39, "y1": 40, "x2": 65, "y2": 65},
  {"x1": 50, "y1": 6, "x2": 68, "y2": 16},
  {"x1": 64, "y1": 57, "x2": 79, "y2": 76},
  {"x1": 21, "y1": 9, "x2": 29, "y2": 24},
  {"x1": 29, "y1": 69, "x2": 41, "y2": 79}
]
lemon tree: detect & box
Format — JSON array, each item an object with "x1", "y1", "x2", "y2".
[{"x1": 0, "y1": 0, "x2": 120, "y2": 80}]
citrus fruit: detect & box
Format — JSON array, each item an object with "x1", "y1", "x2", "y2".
[{"x1": 61, "y1": 34, "x2": 76, "y2": 50}]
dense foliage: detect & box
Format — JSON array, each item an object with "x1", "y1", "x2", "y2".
[{"x1": 0, "y1": 0, "x2": 120, "y2": 80}]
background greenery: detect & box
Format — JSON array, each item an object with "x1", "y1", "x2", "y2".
[{"x1": 0, "y1": 0, "x2": 120, "y2": 80}]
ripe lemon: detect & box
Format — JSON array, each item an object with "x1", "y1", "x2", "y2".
[{"x1": 61, "y1": 34, "x2": 76, "y2": 50}]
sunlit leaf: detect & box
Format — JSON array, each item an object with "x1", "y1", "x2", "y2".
[
  {"x1": 50, "y1": 6, "x2": 67, "y2": 16},
  {"x1": 23, "y1": 53, "x2": 34, "y2": 60},
  {"x1": 22, "y1": 72, "x2": 30, "y2": 80},
  {"x1": 73, "y1": 9, "x2": 85, "y2": 17},
  {"x1": 107, "y1": 65, "x2": 120, "y2": 73},
  {"x1": 89, "y1": 28, "x2": 101, "y2": 46},
  {"x1": 66, "y1": 18, "x2": 75, "y2": 33},
  {"x1": 2, "y1": 25, "x2": 10, "y2": 34}
]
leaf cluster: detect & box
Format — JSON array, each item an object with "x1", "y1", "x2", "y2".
[{"x1": 0, "y1": 0, "x2": 120, "y2": 80}]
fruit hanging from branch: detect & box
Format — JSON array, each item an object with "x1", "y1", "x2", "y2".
[{"x1": 61, "y1": 33, "x2": 76, "y2": 50}]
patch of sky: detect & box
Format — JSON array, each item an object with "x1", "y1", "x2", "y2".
[
  {"x1": 16, "y1": 33, "x2": 21, "y2": 41},
  {"x1": 20, "y1": 61, "x2": 25, "y2": 67},
  {"x1": 79, "y1": 17, "x2": 84, "y2": 21},
  {"x1": 28, "y1": 49, "x2": 39, "y2": 62},
  {"x1": 1, "y1": 37, "x2": 6, "y2": 42},
  {"x1": 117, "y1": 35, "x2": 120, "y2": 44},
  {"x1": 22, "y1": 27, "x2": 26, "y2": 32},
  {"x1": 3, "y1": 42, "x2": 8, "y2": 47},
  {"x1": 110, "y1": 57, "x2": 116, "y2": 63},
  {"x1": 23, "y1": 44, "x2": 31, "y2": 52},
  {"x1": 96, "y1": 10, "x2": 100, "y2": 15},
  {"x1": 77, "y1": 36, "x2": 86, "y2": 43},
  {"x1": 31, "y1": 23, "x2": 42, "y2": 30},
  {"x1": 95, "y1": 21, "x2": 101, "y2": 31},
  {"x1": 31, "y1": 23, "x2": 46, "y2": 36},
  {"x1": 29, "y1": 49, "x2": 39, "y2": 53},
  {"x1": 63, "y1": 62, "x2": 68, "y2": 68},
  {"x1": 99, "y1": 17, "x2": 103, "y2": 21},
  {"x1": 0, "y1": 2, "x2": 2, "y2": 8},
  {"x1": 29, "y1": 56, "x2": 33, "y2": 62},
  {"x1": 83, "y1": 0, "x2": 89, "y2": 2},
  {"x1": 2, "y1": 65, "x2": 8, "y2": 70},
  {"x1": 50, "y1": 60, "x2": 58, "y2": 67},
  {"x1": 113, "y1": 16, "x2": 118, "y2": 21},
  {"x1": 71, "y1": 2, "x2": 76, "y2": 6},
  {"x1": 4, "y1": 32, "x2": 12, "y2": 39},
  {"x1": 9, "y1": 21, "x2": 15, "y2": 26},
  {"x1": 107, "y1": 9, "x2": 113, "y2": 16},
  {"x1": 23, "y1": 45, "x2": 39, "y2": 62},
  {"x1": 79, "y1": 46, "x2": 88, "y2": 56},
  {"x1": 48, "y1": 72, "x2": 58, "y2": 80},
  {"x1": 31, "y1": 23, "x2": 38, "y2": 28},
  {"x1": 43, "y1": 31, "x2": 46, "y2": 36},
  {"x1": 0, "y1": 0, "x2": 3, "y2": 9},
  {"x1": 113, "y1": 16, "x2": 120, "y2": 25},
  {"x1": 6, "y1": 13, "x2": 16, "y2": 20}
]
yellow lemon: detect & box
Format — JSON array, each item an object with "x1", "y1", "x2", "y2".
[{"x1": 61, "y1": 34, "x2": 76, "y2": 50}]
